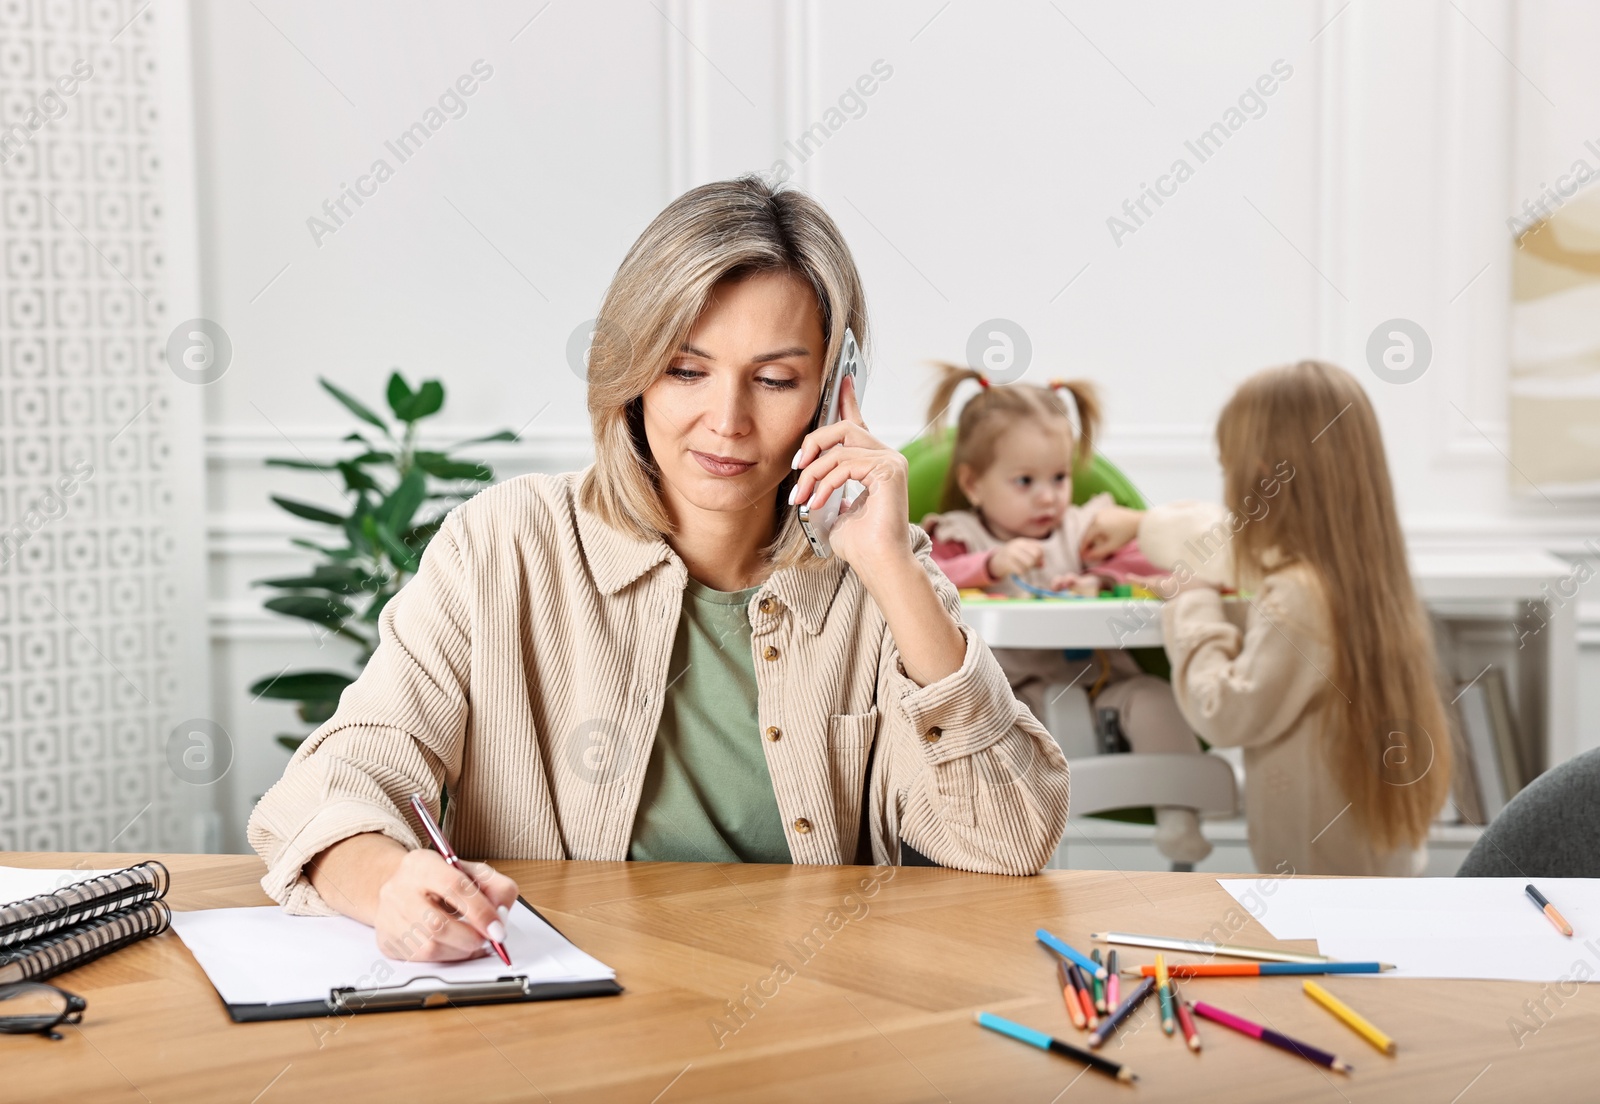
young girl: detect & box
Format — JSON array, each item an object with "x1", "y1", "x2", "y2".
[
  {"x1": 920, "y1": 363, "x2": 1212, "y2": 865},
  {"x1": 1083, "y1": 360, "x2": 1453, "y2": 876}
]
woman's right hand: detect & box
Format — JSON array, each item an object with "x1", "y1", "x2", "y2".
[
  {"x1": 988, "y1": 538, "x2": 1046, "y2": 579},
  {"x1": 374, "y1": 848, "x2": 521, "y2": 962},
  {"x1": 308, "y1": 832, "x2": 520, "y2": 962}
]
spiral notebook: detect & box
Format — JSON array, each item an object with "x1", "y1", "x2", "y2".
[{"x1": 0, "y1": 862, "x2": 173, "y2": 985}]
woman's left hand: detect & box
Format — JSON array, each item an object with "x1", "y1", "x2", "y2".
[{"x1": 790, "y1": 374, "x2": 913, "y2": 579}]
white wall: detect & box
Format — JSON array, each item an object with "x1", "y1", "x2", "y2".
[{"x1": 189, "y1": 0, "x2": 1600, "y2": 852}]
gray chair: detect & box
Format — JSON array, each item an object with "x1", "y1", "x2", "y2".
[{"x1": 1456, "y1": 748, "x2": 1600, "y2": 878}]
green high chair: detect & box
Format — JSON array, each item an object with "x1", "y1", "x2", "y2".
[{"x1": 899, "y1": 428, "x2": 1237, "y2": 870}]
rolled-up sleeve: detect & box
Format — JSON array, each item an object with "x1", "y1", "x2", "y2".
[
  {"x1": 875, "y1": 536, "x2": 1070, "y2": 875},
  {"x1": 1138, "y1": 500, "x2": 1238, "y2": 588},
  {"x1": 246, "y1": 514, "x2": 474, "y2": 914}
]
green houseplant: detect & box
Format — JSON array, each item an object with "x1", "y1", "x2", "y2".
[{"x1": 249, "y1": 371, "x2": 517, "y2": 752}]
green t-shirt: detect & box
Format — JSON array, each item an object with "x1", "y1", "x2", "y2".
[{"x1": 627, "y1": 577, "x2": 793, "y2": 864}]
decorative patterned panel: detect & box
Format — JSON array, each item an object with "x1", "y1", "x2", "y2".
[{"x1": 0, "y1": 0, "x2": 185, "y2": 852}]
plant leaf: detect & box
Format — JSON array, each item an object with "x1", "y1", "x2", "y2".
[
  {"x1": 336, "y1": 460, "x2": 380, "y2": 494},
  {"x1": 379, "y1": 468, "x2": 427, "y2": 534},
  {"x1": 374, "y1": 522, "x2": 420, "y2": 574},
  {"x1": 386, "y1": 371, "x2": 416, "y2": 421},
  {"x1": 275, "y1": 733, "x2": 308, "y2": 753},
  {"x1": 299, "y1": 700, "x2": 338, "y2": 725},
  {"x1": 394, "y1": 380, "x2": 444, "y2": 422},
  {"x1": 289, "y1": 537, "x2": 356, "y2": 559},
  {"x1": 271, "y1": 495, "x2": 346, "y2": 526},
  {"x1": 320, "y1": 378, "x2": 391, "y2": 435},
  {"x1": 248, "y1": 670, "x2": 353, "y2": 701},
  {"x1": 264, "y1": 594, "x2": 354, "y2": 629},
  {"x1": 445, "y1": 429, "x2": 518, "y2": 450},
  {"x1": 413, "y1": 451, "x2": 492, "y2": 481},
  {"x1": 254, "y1": 564, "x2": 382, "y2": 593},
  {"x1": 265, "y1": 458, "x2": 339, "y2": 472}
]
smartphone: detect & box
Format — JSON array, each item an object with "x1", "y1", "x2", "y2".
[{"x1": 797, "y1": 327, "x2": 865, "y2": 558}]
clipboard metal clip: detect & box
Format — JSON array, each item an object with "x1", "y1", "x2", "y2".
[{"x1": 330, "y1": 975, "x2": 530, "y2": 1013}]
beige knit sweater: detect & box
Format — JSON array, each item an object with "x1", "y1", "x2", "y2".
[
  {"x1": 1142, "y1": 502, "x2": 1424, "y2": 876},
  {"x1": 247, "y1": 468, "x2": 1071, "y2": 913}
]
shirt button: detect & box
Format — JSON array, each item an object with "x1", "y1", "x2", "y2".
[
  {"x1": 793, "y1": 817, "x2": 812, "y2": 834},
  {"x1": 924, "y1": 726, "x2": 943, "y2": 743},
  {"x1": 765, "y1": 726, "x2": 781, "y2": 742},
  {"x1": 759, "y1": 596, "x2": 778, "y2": 614},
  {"x1": 764, "y1": 645, "x2": 780, "y2": 661}
]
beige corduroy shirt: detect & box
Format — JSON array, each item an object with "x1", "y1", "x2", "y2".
[{"x1": 247, "y1": 468, "x2": 1071, "y2": 913}]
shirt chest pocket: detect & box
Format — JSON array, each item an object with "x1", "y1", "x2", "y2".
[{"x1": 826, "y1": 708, "x2": 880, "y2": 850}]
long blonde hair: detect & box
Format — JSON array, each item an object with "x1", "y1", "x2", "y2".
[
  {"x1": 1218, "y1": 360, "x2": 1451, "y2": 851},
  {"x1": 578, "y1": 174, "x2": 869, "y2": 572},
  {"x1": 924, "y1": 362, "x2": 1100, "y2": 512}
]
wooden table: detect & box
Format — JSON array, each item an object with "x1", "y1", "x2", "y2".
[{"x1": 6, "y1": 853, "x2": 1596, "y2": 1101}]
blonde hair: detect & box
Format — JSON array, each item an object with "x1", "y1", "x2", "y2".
[
  {"x1": 578, "y1": 174, "x2": 869, "y2": 573},
  {"x1": 1218, "y1": 360, "x2": 1452, "y2": 852},
  {"x1": 924, "y1": 362, "x2": 1100, "y2": 512}
]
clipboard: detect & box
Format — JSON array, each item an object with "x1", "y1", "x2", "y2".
[
  {"x1": 173, "y1": 897, "x2": 622, "y2": 1023},
  {"x1": 227, "y1": 974, "x2": 623, "y2": 1022}
]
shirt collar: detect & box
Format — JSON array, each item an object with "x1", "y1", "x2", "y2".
[
  {"x1": 571, "y1": 467, "x2": 848, "y2": 633},
  {"x1": 572, "y1": 473, "x2": 679, "y2": 596}
]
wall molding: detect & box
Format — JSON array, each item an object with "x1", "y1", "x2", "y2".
[
  {"x1": 205, "y1": 422, "x2": 1214, "y2": 463},
  {"x1": 205, "y1": 424, "x2": 595, "y2": 464}
]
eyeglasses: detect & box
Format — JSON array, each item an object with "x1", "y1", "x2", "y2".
[{"x1": 0, "y1": 982, "x2": 87, "y2": 1040}]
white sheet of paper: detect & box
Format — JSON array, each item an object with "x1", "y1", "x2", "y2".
[
  {"x1": 1219, "y1": 877, "x2": 1600, "y2": 982},
  {"x1": 0, "y1": 867, "x2": 123, "y2": 907},
  {"x1": 168, "y1": 902, "x2": 615, "y2": 1006}
]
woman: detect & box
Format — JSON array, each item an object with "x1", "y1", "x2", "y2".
[{"x1": 247, "y1": 175, "x2": 1070, "y2": 962}]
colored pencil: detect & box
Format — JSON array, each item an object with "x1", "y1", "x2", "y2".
[
  {"x1": 1155, "y1": 954, "x2": 1175, "y2": 1035},
  {"x1": 1070, "y1": 964, "x2": 1100, "y2": 1029},
  {"x1": 1057, "y1": 959, "x2": 1086, "y2": 1030},
  {"x1": 1091, "y1": 948, "x2": 1107, "y2": 1013},
  {"x1": 1088, "y1": 976, "x2": 1157, "y2": 1050},
  {"x1": 1037, "y1": 929, "x2": 1108, "y2": 979},
  {"x1": 1172, "y1": 984, "x2": 1201, "y2": 1052},
  {"x1": 1192, "y1": 1000, "x2": 1353, "y2": 1073},
  {"x1": 1303, "y1": 980, "x2": 1395, "y2": 1055},
  {"x1": 1130, "y1": 961, "x2": 1391, "y2": 978},
  {"x1": 1106, "y1": 949, "x2": 1120, "y2": 1010},
  {"x1": 976, "y1": 1012, "x2": 1139, "y2": 1084},
  {"x1": 1091, "y1": 931, "x2": 1330, "y2": 964},
  {"x1": 1527, "y1": 884, "x2": 1573, "y2": 937}
]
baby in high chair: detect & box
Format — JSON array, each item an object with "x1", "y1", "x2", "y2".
[{"x1": 918, "y1": 362, "x2": 1212, "y2": 864}]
